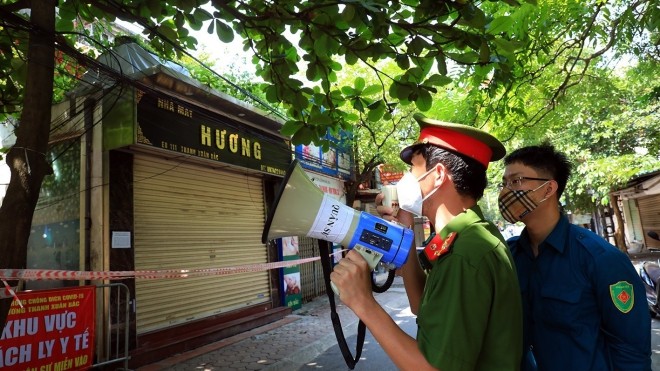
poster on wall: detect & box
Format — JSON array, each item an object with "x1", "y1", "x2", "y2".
[
  {"x1": 279, "y1": 236, "x2": 302, "y2": 310},
  {"x1": 306, "y1": 170, "x2": 346, "y2": 204},
  {"x1": 294, "y1": 130, "x2": 354, "y2": 181},
  {"x1": 0, "y1": 286, "x2": 96, "y2": 370}
]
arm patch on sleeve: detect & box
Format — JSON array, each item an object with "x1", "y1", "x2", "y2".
[{"x1": 609, "y1": 281, "x2": 634, "y2": 313}]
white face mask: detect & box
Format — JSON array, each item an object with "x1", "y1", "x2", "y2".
[{"x1": 396, "y1": 167, "x2": 438, "y2": 217}]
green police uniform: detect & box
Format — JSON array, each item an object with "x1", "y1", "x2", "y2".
[{"x1": 417, "y1": 206, "x2": 523, "y2": 371}]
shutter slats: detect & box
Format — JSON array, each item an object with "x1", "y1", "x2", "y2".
[
  {"x1": 134, "y1": 155, "x2": 269, "y2": 334},
  {"x1": 639, "y1": 195, "x2": 660, "y2": 249}
]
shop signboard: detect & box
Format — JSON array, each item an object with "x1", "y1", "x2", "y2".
[{"x1": 136, "y1": 90, "x2": 291, "y2": 177}]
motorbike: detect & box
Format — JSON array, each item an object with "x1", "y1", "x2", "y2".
[{"x1": 639, "y1": 231, "x2": 660, "y2": 317}]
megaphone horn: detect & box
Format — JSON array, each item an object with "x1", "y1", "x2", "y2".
[{"x1": 262, "y1": 160, "x2": 414, "y2": 273}]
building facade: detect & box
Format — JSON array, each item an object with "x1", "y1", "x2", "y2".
[
  {"x1": 30, "y1": 42, "x2": 295, "y2": 367},
  {"x1": 611, "y1": 170, "x2": 660, "y2": 252}
]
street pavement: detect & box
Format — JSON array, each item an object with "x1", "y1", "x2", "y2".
[
  {"x1": 138, "y1": 267, "x2": 660, "y2": 371},
  {"x1": 297, "y1": 284, "x2": 417, "y2": 371},
  {"x1": 137, "y1": 277, "x2": 411, "y2": 371}
]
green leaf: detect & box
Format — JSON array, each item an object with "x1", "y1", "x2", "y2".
[
  {"x1": 175, "y1": 12, "x2": 185, "y2": 29},
  {"x1": 362, "y1": 84, "x2": 381, "y2": 96},
  {"x1": 310, "y1": 111, "x2": 333, "y2": 126},
  {"x1": 437, "y1": 54, "x2": 448, "y2": 75},
  {"x1": 342, "y1": 4, "x2": 356, "y2": 22},
  {"x1": 57, "y1": 5, "x2": 78, "y2": 22},
  {"x1": 341, "y1": 86, "x2": 357, "y2": 96},
  {"x1": 281, "y1": 120, "x2": 304, "y2": 136},
  {"x1": 390, "y1": 82, "x2": 412, "y2": 101},
  {"x1": 179, "y1": 0, "x2": 196, "y2": 12},
  {"x1": 345, "y1": 51, "x2": 359, "y2": 65},
  {"x1": 146, "y1": 0, "x2": 162, "y2": 15},
  {"x1": 479, "y1": 41, "x2": 490, "y2": 63},
  {"x1": 56, "y1": 18, "x2": 75, "y2": 31},
  {"x1": 487, "y1": 16, "x2": 514, "y2": 35},
  {"x1": 193, "y1": 8, "x2": 214, "y2": 22},
  {"x1": 424, "y1": 74, "x2": 453, "y2": 86},
  {"x1": 367, "y1": 101, "x2": 386, "y2": 122},
  {"x1": 313, "y1": 35, "x2": 330, "y2": 57},
  {"x1": 345, "y1": 113, "x2": 359, "y2": 122},
  {"x1": 408, "y1": 37, "x2": 430, "y2": 56},
  {"x1": 328, "y1": 61, "x2": 342, "y2": 72},
  {"x1": 354, "y1": 77, "x2": 366, "y2": 91},
  {"x1": 291, "y1": 125, "x2": 315, "y2": 145},
  {"x1": 396, "y1": 54, "x2": 410, "y2": 69},
  {"x1": 446, "y1": 51, "x2": 479, "y2": 64},
  {"x1": 306, "y1": 63, "x2": 319, "y2": 81},
  {"x1": 387, "y1": 32, "x2": 406, "y2": 46},
  {"x1": 458, "y1": 4, "x2": 487, "y2": 29},
  {"x1": 492, "y1": 38, "x2": 518, "y2": 53},
  {"x1": 185, "y1": 13, "x2": 203, "y2": 31},
  {"x1": 215, "y1": 20, "x2": 235, "y2": 43},
  {"x1": 157, "y1": 24, "x2": 178, "y2": 42},
  {"x1": 352, "y1": 97, "x2": 365, "y2": 112},
  {"x1": 405, "y1": 67, "x2": 425, "y2": 83},
  {"x1": 415, "y1": 89, "x2": 433, "y2": 111},
  {"x1": 265, "y1": 85, "x2": 279, "y2": 102}
]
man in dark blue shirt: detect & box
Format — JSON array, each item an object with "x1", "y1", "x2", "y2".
[{"x1": 498, "y1": 143, "x2": 651, "y2": 370}]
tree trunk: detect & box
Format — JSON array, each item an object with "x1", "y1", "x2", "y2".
[
  {"x1": 610, "y1": 193, "x2": 628, "y2": 255},
  {"x1": 0, "y1": 1, "x2": 56, "y2": 328},
  {"x1": 345, "y1": 161, "x2": 380, "y2": 209}
]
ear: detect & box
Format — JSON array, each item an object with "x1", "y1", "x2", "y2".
[
  {"x1": 433, "y1": 163, "x2": 448, "y2": 187},
  {"x1": 544, "y1": 180, "x2": 559, "y2": 199}
]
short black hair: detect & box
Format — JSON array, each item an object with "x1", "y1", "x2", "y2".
[
  {"x1": 503, "y1": 143, "x2": 572, "y2": 199},
  {"x1": 411, "y1": 143, "x2": 488, "y2": 200}
]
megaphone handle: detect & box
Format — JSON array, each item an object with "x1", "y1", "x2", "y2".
[
  {"x1": 331, "y1": 281, "x2": 340, "y2": 296},
  {"x1": 332, "y1": 245, "x2": 382, "y2": 296}
]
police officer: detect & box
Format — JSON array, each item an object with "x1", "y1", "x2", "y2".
[
  {"x1": 500, "y1": 143, "x2": 651, "y2": 370},
  {"x1": 331, "y1": 114, "x2": 523, "y2": 370}
]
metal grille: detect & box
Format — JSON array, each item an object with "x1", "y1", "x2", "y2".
[
  {"x1": 298, "y1": 236, "x2": 326, "y2": 302},
  {"x1": 93, "y1": 283, "x2": 131, "y2": 370}
]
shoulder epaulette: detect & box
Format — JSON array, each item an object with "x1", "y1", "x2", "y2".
[{"x1": 423, "y1": 232, "x2": 457, "y2": 263}]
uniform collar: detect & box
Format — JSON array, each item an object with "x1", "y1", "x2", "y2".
[
  {"x1": 518, "y1": 214, "x2": 568, "y2": 254},
  {"x1": 421, "y1": 205, "x2": 484, "y2": 267},
  {"x1": 437, "y1": 205, "x2": 484, "y2": 239}
]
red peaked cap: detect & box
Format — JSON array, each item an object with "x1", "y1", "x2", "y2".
[{"x1": 400, "y1": 114, "x2": 506, "y2": 169}]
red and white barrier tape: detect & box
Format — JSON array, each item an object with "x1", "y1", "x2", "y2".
[
  {"x1": 0, "y1": 254, "x2": 345, "y2": 282},
  {"x1": 0, "y1": 251, "x2": 347, "y2": 303},
  {"x1": 1, "y1": 280, "x2": 23, "y2": 307}
]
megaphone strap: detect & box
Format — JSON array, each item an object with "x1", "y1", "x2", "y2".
[{"x1": 319, "y1": 240, "x2": 366, "y2": 370}]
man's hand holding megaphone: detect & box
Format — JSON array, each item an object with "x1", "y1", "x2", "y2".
[{"x1": 330, "y1": 192, "x2": 417, "y2": 313}]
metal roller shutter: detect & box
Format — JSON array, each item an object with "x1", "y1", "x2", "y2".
[
  {"x1": 134, "y1": 155, "x2": 270, "y2": 333},
  {"x1": 639, "y1": 195, "x2": 660, "y2": 250}
]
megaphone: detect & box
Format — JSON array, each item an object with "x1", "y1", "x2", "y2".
[{"x1": 262, "y1": 160, "x2": 414, "y2": 294}]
